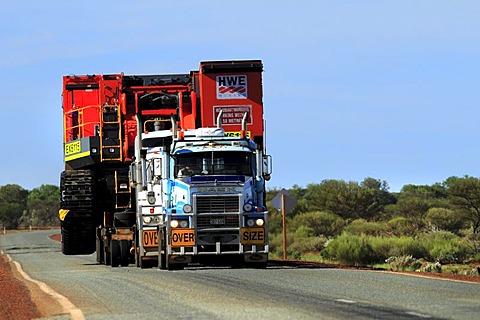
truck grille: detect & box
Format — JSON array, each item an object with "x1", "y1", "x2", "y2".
[
  {"x1": 196, "y1": 215, "x2": 239, "y2": 229},
  {"x1": 195, "y1": 195, "x2": 239, "y2": 214}
]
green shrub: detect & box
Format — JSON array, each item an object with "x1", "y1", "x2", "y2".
[
  {"x1": 424, "y1": 262, "x2": 442, "y2": 273},
  {"x1": 391, "y1": 236, "x2": 427, "y2": 258},
  {"x1": 295, "y1": 226, "x2": 315, "y2": 238},
  {"x1": 367, "y1": 236, "x2": 427, "y2": 263},
  {"x1": 425, "y1": 207, "x2": 466, "y2": 235},
  {"x1": 386, "y1": 217, "x2": 417, "y2": 236},
  {"x1": 368, "y1": 236, "x2": 394, "y2": 261},
  {"x1": 323, "y1": 233, "x2": 373, "y2": 266},
  {"x1": 420, "y1": 231, "x2": 469, "y2": 263},
  {"x1": 291, "y1": 211, "x2": 345, "y2": 238},
  {"x1": 289, "y1": 236, "x2": 327, "y2": 256},
  {"x1": 385, "y1": 255, "x2": 422, "y2": 271},
  {"x1": 343, "y1": 219, "x2": 387, "y2": 236}
]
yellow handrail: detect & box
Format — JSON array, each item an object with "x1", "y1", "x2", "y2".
[{"x1": 63, "y1": 105, "x2": 101, "y2": 143}]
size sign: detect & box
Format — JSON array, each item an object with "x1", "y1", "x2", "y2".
[{"x1": 241, "y1": 227, "x2": 265, "y2": 245}]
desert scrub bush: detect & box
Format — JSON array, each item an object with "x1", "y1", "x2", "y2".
[
  {"x1": 367, "y1": 236, "x2": 427, "y2": 263},
  {"x1": 268, "y1": 232, "x2": 294, "y2": 257},
  {"x1": 424, "y1": 262, "x2": 442, "y2": 273},
  {"x1": 425, "y1": 207, "x2": 466, "y2": 235},
  {"x1": 323, "y1": 233, "x2": 374, "y2": 266},
  {"x1": 289, "y1": 226, "x2": 327, "y2": 256},
  {"x1": 391, "y1": 236, "x2": 427, "y2": 258},
  {"x1": 420, "y1": 231, "x2": 470, "y2": 264},
  {"x1": 386, "y1": 217, "x2": 418, "y2": 236},
  {"x1": 343, "y1": 219, "x2": 387, "y2": 236},
  {"x1": 385, "y1": 255, "x2": 422, "y2": 271},
  {"x1": 292, "y1": 211, "x2": 345, "y2": 238},
  {"x1": 289, "y1": 236, "x2": 327, "y2": 256},
  {"x1": 464, "y1": 267, "x2": 479, "y2": 276},
  {"x1": 368, "y1": 236, "x2": 394, "y2": 261}
]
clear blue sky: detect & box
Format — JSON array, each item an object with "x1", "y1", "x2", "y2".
[{"x1": 1, "y1": 1, "x2": 479, "y2": 192}]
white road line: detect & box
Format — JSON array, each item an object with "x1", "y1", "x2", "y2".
[
  {"x1": 335, "y1": 298, "x2": 357, "y2": 304},
  {"x1": 405, "y1": 311, "x2": 432, "y2": 318},
  {"x1": 3, "y1": 251, "x2": 85, "y2": 320}
]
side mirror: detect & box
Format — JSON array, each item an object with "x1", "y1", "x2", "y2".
[{"x1": 263, "y1": 154, "x2": 272, "y2": 176}]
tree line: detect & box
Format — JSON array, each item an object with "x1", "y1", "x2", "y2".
[
  {"x1": 1, "y1": 176, "x2": 479, "y2": 268},
  {"x1": 0, "y1": 184, "x2": 59, "y2": 229},
  {"x1": 266, "y1": 176, "x2": 480, "y2": 268}
]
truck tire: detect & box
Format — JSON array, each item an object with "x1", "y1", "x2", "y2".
[
  {"x1": 110, "y1": 239, "x2": 120, "y2": 267},
  {"x1": 104, "y1": 245, "x2": 111, "y2": 266},
  {"x1": 61, "y1": 213, "x2": 96, "y2": 255},
  {"x1": 60, "y1": 170, "x2": 95, "y2": 210},
  {"x1": 96, "y1": 236, "x2": 104, "y2": 264},
  {"x1": 158, "y1": 227, "x2": 167, "y2": 270},
  {"x1": 119, "y1": 240, "x2": 131, "y2": 267}
]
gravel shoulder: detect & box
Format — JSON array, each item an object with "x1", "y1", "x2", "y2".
[{"x1": 0, "y1": 253, "x2": 65, "y2": 319}]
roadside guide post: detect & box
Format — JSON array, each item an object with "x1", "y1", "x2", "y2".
[{"x1": 271, "y1": 189, "x2": 297, "y2": 260}]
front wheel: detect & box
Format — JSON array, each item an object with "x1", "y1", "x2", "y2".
[
  {"x1": 119, "y1": 240, "x2": 131, "y2": 267},
  {"x1": 110, "y1": 239, "x2": 120, "y2": 268}
]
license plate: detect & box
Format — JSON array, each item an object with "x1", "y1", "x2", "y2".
[
  {"x1": 241, "y1": 227, "x2": 266, "y2": 245},
  {"x1": 170, "y1": 229, "x2": 195, "y2": 247},
  {"x1": 210, "y1": 218, "x2": 225, "y2": 225},
  {"x1": 142, "y1": 230, "x2": 158, "y2": 248}
]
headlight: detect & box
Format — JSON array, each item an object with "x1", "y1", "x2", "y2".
[
  {"x1": 243, "y1": 203, "x2": 253, "y2": 212},
  {"x1": 147, "y1": 193, "x2": 156, "y2": 204},
  {"x1": 154, "y1": 216, "x2": 162, "y2": 224},
  {"x1": 183, "y1": 204, "x2": 192, "y2": 213},
  {"x1": 179, "y1": 220, "x2": 189, "y2": 228},
  {"x1": 143, "y1": 216, "x2": 152, "y2": 224},
  {"x1": 256, "y1": 218, "x2": 264, "y2": 226},
  {"x1": 247, "y1": 219, "x2": 255, "y2": 227},
  {"x1": 170, "y1": 220, "x2": 179, "y2": 228}
]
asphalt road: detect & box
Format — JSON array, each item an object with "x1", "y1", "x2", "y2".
[{"x1": 1, "y1": 230, "x2": 479, "y2": 320}]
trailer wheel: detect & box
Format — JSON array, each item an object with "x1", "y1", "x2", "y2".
[
  {"x1": 110, "y1": 239, "x2": 120, "y2": 268},
  {"x1": 119, "y1": 240, "x2": 130, "y2": 267},
  {"x1": 104, "y1": 239, "x2": 111, "y2": 266},
  {"x1": 158, "y1": 227, "x2": 167, "y2": 270},
  {"x1": 61, "y1": 213, "x2": 96, "y2": 255},
  {"x1": 95, "y1": 235, "x2": 104, "y2": 264},
  {"x1": 60, "y1": 170, "x2": 95, "y2": 210}
]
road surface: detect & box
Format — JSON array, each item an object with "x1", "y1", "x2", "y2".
[{"x1": 1, "y1": 230, "x2": 479, "y2": 319}]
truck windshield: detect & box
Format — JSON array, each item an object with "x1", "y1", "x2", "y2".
[{"x1": 175, "y1": 151, "x2": 252, "y2": 177}]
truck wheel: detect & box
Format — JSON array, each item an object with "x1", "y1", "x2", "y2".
[
  {"x1": 134, "y1": 227, "x2": 140, "y2": 267},
  {"x1": 119, "y1": 240, "x2": 130, "y2": 267},
  {"x1": 158, "y1": 228, "x2": 167, "y2": 270},
  {"x1": 60, "y1": 170, "x2": 95, "y2": 210},
  {"x1": 110, "y1": 239, "x2": 120, "y2": 267},
  {"x1": 61, "y1": 214, "x2": 96, "y2": 255},
  {"x1": 95, "y1": 236, "x2": 104, "y2": 264},
  {"x1": 104, "y1": 245, "x2": 111, "y2": 266}
]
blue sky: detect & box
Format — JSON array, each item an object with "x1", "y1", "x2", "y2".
[{"x1": 1, "y1": 1, "x2": 479, "y2": 192}]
